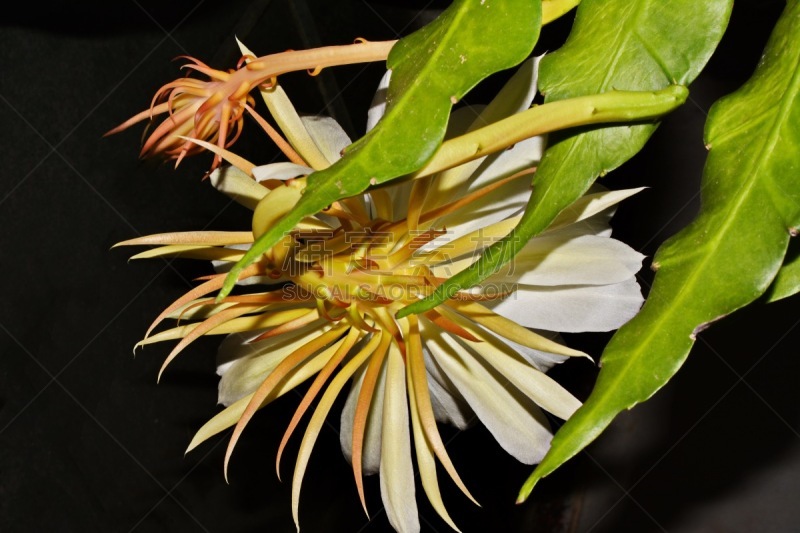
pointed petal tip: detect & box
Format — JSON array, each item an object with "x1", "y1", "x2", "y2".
[
  {"x1": 517, "y1": 478, "x2": 536, "y2": 504},
  {"x1": 112, "y1": 238, "x2": 137, "y2": 248},
  {"x1": 292, "y1": 500, "x2": 302, "y2": 533},
  {"x1": 103, "y1": 122, "x2": 128, "y2": 138},
  {"x1": 184, "y1": 442, "x2": 196, "y2": 456},
  {"x1": 156, "y1": 360, "x2": 170, "y2": 383},
  {"x1": 184, "y1": 425, "x2": 210, "y2": 457},
  {"x1": 223, "y1": 434, "x2": 240, "y2": 485}
]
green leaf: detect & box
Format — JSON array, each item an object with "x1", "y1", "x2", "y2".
[
  {"x1": 541, "y1": 0, "x2": 580, "y2": 24},
  {"x1": 217, "y1": 0, "x2": 542, "y2": 300},
  {"x1": 766, "y1": 237, "x2": 800, "y2": 303},
  {"x1": 401, "y1": 0, "x2": 732, "y2": 317},
  {"x1": 520, "y1": 0, "x2": 800, "y2": 501}
]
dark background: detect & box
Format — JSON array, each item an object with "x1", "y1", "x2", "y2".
[{"x1": 1, "y1": 1, "x2": 798, "y2": 531}]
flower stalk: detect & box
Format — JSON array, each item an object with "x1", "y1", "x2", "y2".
[{"x1": 411, "y1": 85, "x2": 688, "y2": 179}]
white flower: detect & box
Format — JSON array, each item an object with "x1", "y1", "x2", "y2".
[{"x1": 119, "y1": 54, "x2": 644, "y2": 533}]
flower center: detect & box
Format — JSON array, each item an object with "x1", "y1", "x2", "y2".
[{"x1": 266, "y1": 218, "x2": 441, "y2": 335}]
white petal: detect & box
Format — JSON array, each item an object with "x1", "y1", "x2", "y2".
[
  {"x1": 188, "y1": 344, "x2": 332, "y2": 453},
  {"x1": 209, "y1": 166, "x2": 268, "y2": 209},
  {"x1": 216, "y1": 330, "x2": 254, "y2": 376},
  {"x1": 260, "y1": 86, "x2": 329, "y2": 170},
  {"x1": 290, "y1": 332, "x2": 375, "y2": 530},
  {"x1": 300, "y1": 115, "x2": 352, "y2": 165},
  {"x1": 379, "y1": 345, "x2": 419, "y2": 533},
  {"x1": 457, "y1": 331, "x2": 581, "y2": 421},
  {"x1": 423, "y1": 134, "x2": 540, "y2": 245},
  {"x1": 480, "y1": 54, "x2": 541, "y2": 121},
  {"x1": 407, "y1": 362, "x2": 462, "y2": 532},
  {"x1": 547, "y1": 187, "x2": 645, "y2": 232},
  {"x1": 486, "y1": 235, "x2": 645, "y2": 287},
  {"x1": 216, "y1": 323, "x2": 330, "y2": 406},
  {"x1": 541, "y1": 187, "x2": 645, "y2": 240},
  {"x1": 497, "y1": 332, "x2": 570, "y2": 373},
  {"x1": 414, "y1": 58, "x2": 547, "y2": 247},
  {"x1": 466, "y1": 133, "x2": 544, "y2": 191},
  {"x1": 422, "y1": 345, "x2": 474, "y2": 429},
  {"x1": 547, "y1": 210, "x2": 614, "y2": 239},
  {"x1": 340, "y1": 358, "x2": 386, "y2": 476},
  {"x1": 366, "y1": 70, "x2": 391, "y2": 133},
  {"x1": 386, "y1": 180, "x2": 413, "y2": 223},
  {"x1": 486, "y1": 277, "x2": 645, "y2": 332},
  {"x1": 252, "y1": 162, "x2": 314, "y2": 182},
  {"x1": 424, "y1": 326, "x2": 553, "y2": 464}
]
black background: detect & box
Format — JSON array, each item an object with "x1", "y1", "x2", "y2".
[{"x1": 1, "y1": 1, "x2": 798, "y2": 532}]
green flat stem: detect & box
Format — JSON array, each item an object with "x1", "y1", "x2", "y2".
[{"x1": 413, "y1": 84, "x2": 688, "y2": 180}]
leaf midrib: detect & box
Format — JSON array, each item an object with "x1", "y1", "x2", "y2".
[
  {"x1": 379, "y1": 4, "x2": 469, "y2": 168},
  {"x1": 586, "y1": 34, "x2": 800, "y2": 409},
  {"x1": 528, "y1": 1, "x2": 645, "y2": 238},
  {"x1": 597, "y1": 1, "x2": 646, "y2": 93}
]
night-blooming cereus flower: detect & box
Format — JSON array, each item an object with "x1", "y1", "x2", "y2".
[{"x1": 117, "y1": 54, "x2": 645, "y2": 533}]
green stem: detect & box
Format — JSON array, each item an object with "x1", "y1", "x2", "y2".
[{"x1": 412, "y1": 85, "x2": 688, "y2": 180}]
